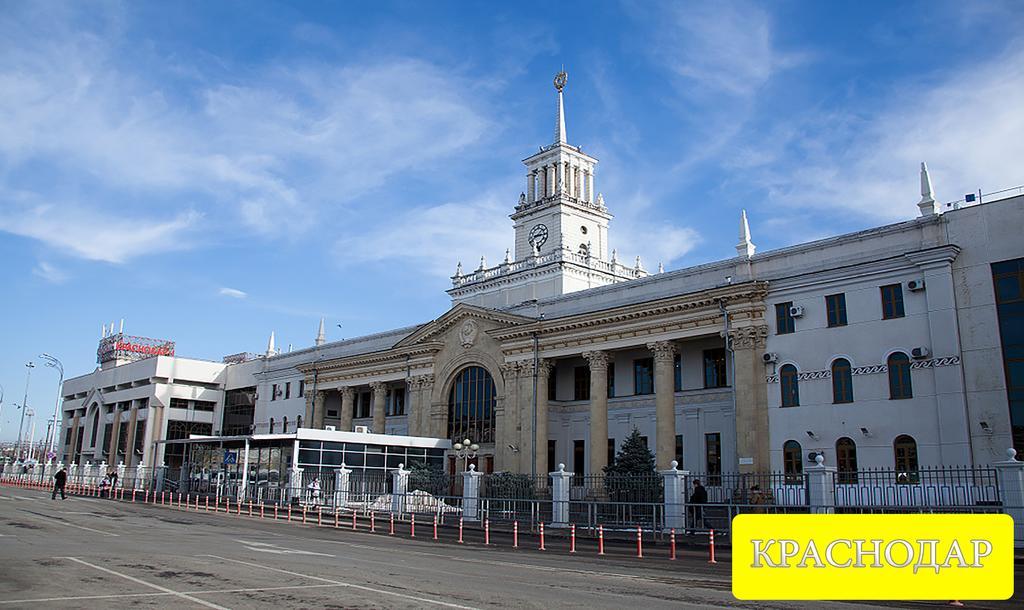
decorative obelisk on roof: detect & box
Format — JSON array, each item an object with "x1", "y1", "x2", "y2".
[
  {"x1": 315, "y1": 317, "x2": 326, "y2": 346},
  {"x1": 918, "y1": 161, "x2": 938, "y2": 216},
  {"x1": 554, "y1": 69, "x2": 567, "y2": 145},
  {"x1": 266, "y1": 331, "x2": 277, "y2": 358},
  {"x1": 736, "y1": 209, "x2": 756, "y2": 258}
]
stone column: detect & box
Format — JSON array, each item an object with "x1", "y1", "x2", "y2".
[
  {"x1": 68, "y1": 412, "x2": 81, "y2": 462},
  {"x1": 143, "y1": 404, "x2": 166, "y2": 468},
  {"x1": 550, "y1": 463, "x2": 572, "y2": 526},
  {"x1": 648, "y1": 341, "x2": 677, "y2": 470},
  {"x1": 107, "y1": 406, "x2": 122, "y2": 462},
  {"x1": 370, "y1": 382, "x2": 387, "y2": 434},
  {"x1": 535, "y1": 360, "x2": 552, "y2": 477},
  {"x1": 584, "y1": 351, "x2": 610, "y2": 476},
  {"x1": 313, "y1": 391, "x2": 326, "y2": 430},
  {"x1": 462, "y1": 464, "x2": 483, "y2": 521},
  {"x1": 526, "y1": 172, "x2": 534, "y2": 202},
  {"x1": 805, "y1": 454, "x2": 836, "y2": 514},
  {"x1": 340, "y1": 387, "x2": 355, "y2": 432},
  {"x1": 546, "y1": 165, "x2": 554, "y2": 196},
  {"x1": 124, "y1": 406, "x2": 139, "y2": 467},
  {"x1": 391, "y1": 463, "x2": 409, "y2": 515},
  {"x1": 334, "y1": 463, "x2": 352, "y2": 508},
  {"x1": 586, "y1": 169, "x2": 594, "y2": 203},
  {"x1": 994, "y1": 448, "x2": 1024, "y2": 548},
  {"x1": 730, "y1": 325, "x2": 770, "y2": 473}
]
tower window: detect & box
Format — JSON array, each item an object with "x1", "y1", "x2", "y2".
[{"x1": 580, "y1": 226, "x2": 588, "y2": 235}]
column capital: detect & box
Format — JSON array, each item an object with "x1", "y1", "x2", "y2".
[
  {"x1": 728, "y1": 325, "x2": 770, "y2": 350},
  {"x1": 646, "y1": 341, "x2": 676, "y2": 363},
  {"x1": 340, "y1": 386, "x2": 356, "y2": 400},
  {"x1": 582, "y1": 350, "x2": 610, "y2": 369},
  {"x1": 369, "y1": 381, "x2": 387, "y2": 393},
  {"x1": 408, "y1": 374, "x2": 435, "y2": 389}
]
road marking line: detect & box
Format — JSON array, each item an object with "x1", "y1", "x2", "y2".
[
  {"x1": 204, "y1": 554, "x2": 480, "y2": 609},
  {"x1": 60, "y1": 557, "x2": 230, "y2": 610},
  {"x1": 0, "y1": 583, "x2": 347, "y2": 605},
  {"x1": 50, "y1": 519, "x2": 120, "y2": 537},
  {"x1": 235, "y1": 539, "x2": 334, "y2": 557},
  {"x1": 11, "y1": 506, "x2": 120, "y2": 537}
]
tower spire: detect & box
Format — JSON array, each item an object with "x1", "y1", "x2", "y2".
[
  {"x1": 918, "y1": 161, "x2": 938, "y2": 216},
  {"x1": 736, "y1": 209, "x2": 756, "y2": 258},
  {"x1": 266, "y1": 331, "x2": 276, "y2": 357},
  {"x1": 553, "y1": 70, "x2": 568, "y2": 145},
  {"x1": 315, "y1": 317, "x2": 326, "y2": 346}
]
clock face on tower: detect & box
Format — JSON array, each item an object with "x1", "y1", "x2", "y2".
[{"x1": 528, "y1": 224, "x2": 549, "y2": 248}]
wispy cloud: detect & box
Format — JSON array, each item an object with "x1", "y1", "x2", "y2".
[
  {"x1": 32, "y1": 261, "x2": 67, "y2": 284},
  {"x1": 218, "y1": 287, "x2": 248, "y2": 299}
]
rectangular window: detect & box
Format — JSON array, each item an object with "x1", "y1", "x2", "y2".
[
  {"x1": 298, "y1": 380, "x2": 305, "y2": 398},
  {"x1": 573, "y1": 440, "x2": 585, "y2": 480},
  {"x1": 775, "y1": 302, "x2": 795, "y2": 334},
  {"x1": 673, "y1": 354, "x2": 682, "y2": 392},
  {"x1": 573, "y1": 366, "x2": 591, "y2": 401},
  {"x1": 271, "y1": 384, "x2": 278, "y2": 401},
  {"x1": 192, "y1": 401, "x2": 215, "y2": 412},
  {"x1": 703, "y1": 348, "x2": 727, "y2": 388},
  {"x1": 633, "y1": 358, "x2": 654, "y2": 395},
  {"x1": 826, "y1": 293, "x2": 848, "y2": 327},
  {"x1": 705, "y1": 433, "x2": 722, "y2": 486},
  {"x1": 386, "y1": 388, "x2": 405, "y2": 416},
  {"x1": 356, "y1": 391, "x2": 372, "y2": 419},
  {"x1": 607, "y1": 363, "x2": 616, "y2": 398},
  {"x1": 547, "y1": 440, "x2": 556, "y2": 474},
  {"x1": 326, "y1": 409, "x2": 339, "y2": 418},
  {"x1": 607, "y1": 438, "x2": 615, "y2": 467},
  {"x1": 284, "y1": 382, "x2": 291, "y2": 400},
  {"x1": 992, "y1": 258, "x2": 1024, "y2": 454},
  {"x1": 675, "y1": 434, "x2": 684, "y2": 467},
  {"x1": 169, "y1": 398, "x2": 188, "y2": 409},
  {"x1": 881, "y1": 284, "x2": 905, "y2": 319},
  {"x1": 640, "y1": 435, "x2": 649, "y2": 448}
]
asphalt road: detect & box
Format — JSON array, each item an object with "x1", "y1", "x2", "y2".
[{"x1": 0, "y1": 485, "x2": 1020, "y2": 609}]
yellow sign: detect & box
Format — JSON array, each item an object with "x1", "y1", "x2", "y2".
[{"x1": 732, "y1": 513, "x2": 1014, "y2": 600}]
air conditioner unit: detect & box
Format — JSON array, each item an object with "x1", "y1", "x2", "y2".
[
  {"x1": 324, "y1": 425, "x2": 336, "y2": 431},
  {"x1": 907, "y1": 280, "x2": 926, "y2": 292},
  {"x1": 762, "y1": 352, "x2": 779, "y2": 364},
  {"x1": 911, "y1": 346, "x2": 931, "y2": 359},
  {"x1": 789, "y1": 305, "x2": 804, "y2": 318},
  {"x1": 354, "y1": 425, "x2": 370, "y2": 434},
  {"x1": 807, "y1": 451, "x2": 820, "y2": 463}
]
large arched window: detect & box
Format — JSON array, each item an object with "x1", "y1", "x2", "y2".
[
  {"x1": 269, "y1": 418, "x2": 275, "y2": 434},
  {"x1": 89, "y1": 407, "x2": 100, "y2": 447},
  {"x1": 448, "y1": 366, "x2": 497, "y2": 443},
  {"x1": 783, "y1": 440, "x2": 803, "y2": 483},
  {"x1": 832, "y1": 358, "x2": 854, "y2": 403},
  {"x1": 780, "y1": 364, "x2": 800, "y2": 407},
  {"x1": 888, "y1": 352, "x2": 913, "y2": 399},
  {"x1": 836, "y1": 437, "x2": 858, "y2": 484},
  {"x1": 894, "y1": 434, "x2": 919, "y2": 484}
]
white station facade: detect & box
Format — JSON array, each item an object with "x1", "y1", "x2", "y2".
[{"x1": 59, "y1": 72, "x2": 1024, "y2": 482}]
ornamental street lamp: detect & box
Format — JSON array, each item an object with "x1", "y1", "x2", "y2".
[
  {"x1": 452, "y1": 438, "x2": 479, "y2": 473},
  {"x1": 16, "y1": 362, "x2": 34, "y2": 459},
  {"x1": 39, "y1": 353, "x2": 64, "y2": 459}
]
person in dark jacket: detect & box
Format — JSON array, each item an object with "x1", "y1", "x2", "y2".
[
  {"x1": 687, "y1": 479, "x2": 709, "y2": 531},
  {"x1": 52, "y1": 467, "x2": 67, "y2": 500}
]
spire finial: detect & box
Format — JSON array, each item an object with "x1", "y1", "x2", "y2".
[
  {"x1": 315, "y1": 317, "x2": 326, "y2": 346},
  {"x1": 918, "y1": 161, "x2": 938, "y2": 216},
  {"x1": 736, "y1": 209, "x2": 756, "y2": 258},
  {"x1": 554, "y1": 70, "x2": 568, "y2": 145},
  {"x1": 266, "y1": 331, "x2": 276, "y2": 357}
]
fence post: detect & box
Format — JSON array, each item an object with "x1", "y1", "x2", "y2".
[
  {"x1": 805, "y1": 454, "x2": 836, "y2": 514},
  {"x1": 135, "y1": 464, "x2": 145, "y2": 490},
  {"x1": 993, "y1": 448, "x2": 1024, "y2": 548},
  {"x1": 550, "y1": 463, "x2": 572, "y2": 527},
  {"x1": 155, "y1": 463, "x2": 167, "y2": 493},
  {"x1": 661, "y1": 460, "x2": 688, "y2": 530},
  {"x1": 334, "y1": 463, "x2": 352, "y2": 509},
  {"x1": 287, "y1": 466, "x2": 303, "y2": 504},
  {"x1": 462, "y1": 464, "x2": 483, "y2": 521},
  {"x1": 391, "y1": 463, "x2": 410, "y2": 516},
  {"x1": 116, "y1": 462, "x2": 126, "y2": 491}
]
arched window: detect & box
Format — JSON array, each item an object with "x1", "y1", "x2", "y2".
[
  {"x1": 836, "y1": 437, "x2": 858, "y2": 484},
  {"x1": 90, "y1": 407, "x2": 100, "y2": 447},
  {"x1": 893, "y1": 434, "x2": 919, "y2": 484},
  {"x1": 832, "y1": 358, "x2": 854, "y2": 403},
  {"x1": 780, "y1": 364, "x2": 800, "y2": 407},
  {"x1": 888, "y1": 352, "x2": 913, "y2": 399},
  {"x1": 578, "y1": 243, "x2": 589, "y2": 257},
  {"x1": 282, "y1": 416, "x2": 288, "y2": 433},
  {"x1": 448, "y1": 366, "x2": 497, "y2": 443},
  {"x1": 269, "y1": 418, "x2": 275, "y2": 434},
  {"x1": 783, "y1": 440, "x2": 803, "y2": 483}
]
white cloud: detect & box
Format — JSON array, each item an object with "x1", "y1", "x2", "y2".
[
  {"x1": 218, "y1": 287, "x2": 248, "y2": 299},
  {"x1": 32, "y1": 261, "x2": 67, "y2": 284}
]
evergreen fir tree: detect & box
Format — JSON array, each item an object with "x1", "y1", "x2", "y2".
[{"x1": 604, "y1": 427, "x2": 656, "y2": 476}]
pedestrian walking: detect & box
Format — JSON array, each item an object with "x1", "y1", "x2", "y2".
[
  {"x1": 109, "y1": 469, "x2": 119, "y2": 490},
  {"x1": 688, "y1": 478, "x2": 709, "y2": 532},
  {"x1": 52, "y1": 467, "x2": 67, "y2": 500}
]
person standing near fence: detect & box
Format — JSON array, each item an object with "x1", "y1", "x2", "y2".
[
  {"x1": 52, "y1": 467, "x2": 67, "y2": 500},
  {"x1": 108, "y1": 469, "x2": 118, "y2": 493},
  {"x1": 688, "y1": 479, "x2": 708, "y2": 532}
]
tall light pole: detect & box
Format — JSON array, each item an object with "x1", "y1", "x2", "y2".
[
  {"x1": 0, "y1": 383, "x2": 5, "y2": 437},
  {"x1": 16, "y1": 362, "x2": 35, "y2": 459},
  {"x1": 40, "y1": 353, "x2": 64, "y2": 459}
]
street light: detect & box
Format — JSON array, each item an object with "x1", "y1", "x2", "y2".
[
  {"x1": 39, "y1": 353, "x2": 64, "y2": 459},
  {"x1": 452, "y1": 438, "x2": 479, "y2": 472},
  {"x1": 0, "y1": 383, "x2": 5, "y2": 436},
  {"x1": 16, "y1": 362, "x2": 34, "y2": 460}
]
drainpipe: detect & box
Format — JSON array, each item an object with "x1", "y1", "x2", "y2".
[
  {"x1": 719, "y1": 299, "x2": 741, "y2": 481},
  {"x1": 531, "y1": 331, "x2": 539, "y2": 480}
]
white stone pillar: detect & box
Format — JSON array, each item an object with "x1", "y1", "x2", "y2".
[
  {"x1": 288, "y1": 466, "x2": 303, "y2": 503},
  {"x1": 587, "y1": 169, "x2": 594, "y2": 203},
  {"x1": 806, "y1": 454, "x2": 836, "y2": 514},
  {"x1": 334, "y1": 463, "x2": 352, "y2": 509},
  {"x1": 391, "y1": 463, "x2": 410, "y2": 515},
  {"x1": 662, "y1": 460, "x2": 688, "y2": 530},
  {"x1": 584, "y1": 350, "x2": 609, "y2": 476},
  {"x1": 116, "y1": 463, "x2": 126, "y2": 489},
  {"x1": 994, "y1": 448, "x2": 1024, "y2": 548},
  {"x1": 550, "y1": 463, "x2": 572, "y2": 526},
  {"x1": 648, "y1": 341, "x2": 678, "y2": 470},
  {"x1": 526, "y1": 172, "x2": 534, "y2": 202},
  {"x1": 371, "y1": 382, "x2": 387, "y2": 435},
  {"x1": 135, "y1": 464, "x2": 144, "y2": 490},
  {"x1": 462, "y1": 463, "x2": 483, "y2": 521}
]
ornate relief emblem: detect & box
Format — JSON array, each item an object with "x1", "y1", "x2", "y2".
[{"x1": 459, "y1": 319, "x2": 479, "y2": 348}]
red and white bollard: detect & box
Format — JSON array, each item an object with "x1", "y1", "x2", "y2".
[
  {"x1": 708, "y1": 529, "x2": 717, "y2": 564},
  {"x1": 260, "y1": 503, "x2": 265, "y2": 519},
  {"x1": 513, "y1": 521, "x2": 519, "y2": 548},
  {"x1": 636, "y1": 525, "x2": 644, "y2": 559},
  {"x1": 569, "y1": 524, "x2": 576, "y2": 554},
  {"x1": 670, "y1": 528, "x2": 677, "y2": 560},
  {"x1": 248, "y1": 502, "x2": 253, "y2": 517},
  {"x1": 334, "y1": 509, "x2": 339, "y2": 528},
  {"x1": 237, "y1": 499, "x2": 242, "y2": 515},
  {"x1": 274, "y1": 504, "x2": 279, "y2": 520},
  {"x1": 457, "y1": 517, "x2": 464, "y2": 544},
  {"x1": 317, "y1": 507, "x2": 322, "y2": 526},
  {"x1": 411, "y1": 514, "x2": 416, "y2": 538},
  {"x1": 178, "y1": 492, "x2": 182, "y2": 508},
  {"x1": 484, "y1": 519, "x2": 490, "y2": 545},
  {"x1": 287, "y1": 504, "x2": 292, "y2": 521},
  {"x1": 302, "y1": 507, "x2": 307, "y2": 524},
  {"x1": 389, "y1": 512, "x2": 395, "y2": 536},
  {"x1": 370, "y1": 511, "x2": 376, "y2": 532},
  {"x1": 185, "y1": 493, "x2": 190, "y2": 509},
  {"x1": 539, "y1": 522, "x2": 546, "y2": 551},
  {"x1": 598, "y1": 524, "x2": 605, "y2": 556},
  {"x1": 433, "y1": 515, "x2": 438, "y2": 540},
  {"x1": 352, "y1": 510, "x2": 358, "y2": 531},
  {"x1": 205, "y1": 496, "x2": 210, "y2": 512},
  {"x1": 132, "y1": 489, "x2": 137, "y2": 503}
]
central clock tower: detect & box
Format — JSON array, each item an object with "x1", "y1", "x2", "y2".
[{"x1": 511, "y1": 71, "x2": 611, "y2": 262}]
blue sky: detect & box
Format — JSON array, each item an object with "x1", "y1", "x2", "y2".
[{"x1": 1, "y1": 1, "x2": 1023, "y2": 440}]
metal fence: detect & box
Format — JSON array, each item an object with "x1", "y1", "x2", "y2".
[
  {"x1": 684, "y1": 471, "x2": 810, "y2": 507},
  {"x1": 833, "y1": 466, "x2": 1000, "y2": 510}
]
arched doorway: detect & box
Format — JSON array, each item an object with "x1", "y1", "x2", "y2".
[{"x1": 447, "y1": 366, "x2": 497, "y2": 474}]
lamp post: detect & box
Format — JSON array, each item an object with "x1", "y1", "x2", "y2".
[
  {"x1": 0, "y1": 383, "x2": 5, "y2": 436},
  {"x1": 16, "y1": 362, "x2": 35, "y2": 459},
  {"x1": 452, "y1": 438, "x2": 479, "y2": 472},
  {"x1": 40, "y1": 353, "x2": 64, "y2": 459}
]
